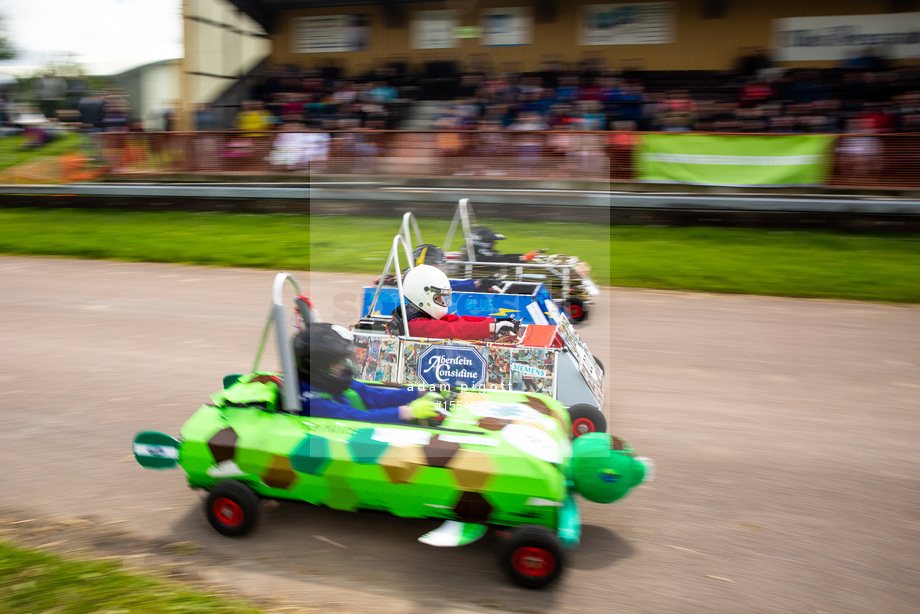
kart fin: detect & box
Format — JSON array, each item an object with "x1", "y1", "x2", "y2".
[
  {"x1": 133, "y1": 431, "x2": 181, "y2": 470},
  {"x1": 557, "y1": 493, "x2": 581, "y2": 548},
  {"x1": 418, "y1": 520, "x2": 487, "y2": 547}
]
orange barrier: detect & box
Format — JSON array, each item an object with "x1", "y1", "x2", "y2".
[{"x1": 0, "y1": 152, "x2": 102, "y2": 184}]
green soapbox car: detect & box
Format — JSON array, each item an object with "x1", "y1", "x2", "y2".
[{"x1": 133, "y1": 273, "x2": 652, "y2": 589}]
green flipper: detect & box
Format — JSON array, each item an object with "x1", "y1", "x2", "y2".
[{"x1": 418, "y1": 521, "x2": 488, "y2": 547}]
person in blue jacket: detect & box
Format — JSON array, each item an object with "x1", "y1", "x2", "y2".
[{"x1": 294, "y1": 322, "x2": 442, "y2": 423}]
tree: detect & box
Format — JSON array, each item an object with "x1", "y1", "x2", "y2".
[{"x1": 0, "y1": 14, "x2": 15, "y2": 61}]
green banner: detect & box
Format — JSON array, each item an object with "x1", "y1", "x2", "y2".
[{"x1": 637, "y1": 134, "x2": 834, "y2": 186}]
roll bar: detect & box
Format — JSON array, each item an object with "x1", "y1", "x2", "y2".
[
  {"x1": 363, "y1": 234, "x2": 413, "y2": 327},
  {"x1": 442, "y1": 198, "x2": 478, "y2": 263},
  {"x1": 251, "y1": 272, "x2": 305, "y2": 413},
  {"x1": 398, "y1": 211, "x2": 423, "y2": 257}
]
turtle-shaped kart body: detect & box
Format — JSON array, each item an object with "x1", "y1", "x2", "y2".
[{"x1": 133, "y1": 273, "x2": 651, "y2": 589}]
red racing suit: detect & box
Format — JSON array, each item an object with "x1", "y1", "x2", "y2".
[{"x1": 407, "y1": 312, "x2": 495, "y2": 340}]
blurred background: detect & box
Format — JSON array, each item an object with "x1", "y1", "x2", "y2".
[{"x1": 0, "y1": 0, "x2": 919, "y2": 194}]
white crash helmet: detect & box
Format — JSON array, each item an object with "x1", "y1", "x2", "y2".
[{"x1": 404, "y1": 264, "x2": 452, "y2": 319}]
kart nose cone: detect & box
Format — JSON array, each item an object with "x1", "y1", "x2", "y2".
[{"x1": 570, "y1": 433, "x2": 647, "y2": 504}]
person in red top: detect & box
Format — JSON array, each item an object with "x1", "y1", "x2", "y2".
[
  {"x1": 739, "y1": 80, "x2": 774, "y2": 108},
  {"x1": 386, "y1": 264, "x2": 519, "y2": 340}
]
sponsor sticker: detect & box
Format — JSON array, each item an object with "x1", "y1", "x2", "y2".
[{"x1": 417, "y1": 345, "x2": 487, "y2": 388}]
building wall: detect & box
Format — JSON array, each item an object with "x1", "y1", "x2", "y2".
[
  {"x1": 113, "y1": 60, "x2": 180, "y2": 131},
  {"x1": 268, "y1": 0, "x2": 912, "y2": 75},
  {"x1": 182, "y1": 0, "x2": 271, "y2": 127},
  {"x1": 140, "y1": 61, "x2": 182, "y2": 131}
]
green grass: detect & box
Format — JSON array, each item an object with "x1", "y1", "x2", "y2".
[
  {"x1": 608, "y1": 226, "x2": 920, "y2": 302},
  {"x1": 0, "y1": 539, "x2": 263, "y2": 614},
  {"x1": 0, "y1": 133, "x2": 83, "y2": 171},
  {"x1": 0, "y1": 207, "x2": 918, "y2": 303}
]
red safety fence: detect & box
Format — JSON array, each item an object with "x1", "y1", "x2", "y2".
[{"x1": 94, "y1": 130, "x2": 920, "y2": 190}]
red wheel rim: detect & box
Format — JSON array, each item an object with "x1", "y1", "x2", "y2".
[
  {"x1": 572, "y1": 418, "x2": 595, "y2": 436},
  {"x1": 213, "y1": 497, "x2": 244, "y2": 527},
  {"x1": 511, "y1": 546, "x2": 556, "y2": 577},
  {"x1": 567, "y1": 304, "x2": 584, "y2": 319}
]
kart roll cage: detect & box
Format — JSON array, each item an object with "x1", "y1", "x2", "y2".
[
  {"x1": 353, "y1": 233, "x2": 605, "y2": 410},
  {"x1": 251, "y1": 272, "x2": 314, "y2": 413},
  {"x1": 362, "y1": 234, "x2": 415, "y2": 325},
  {"x1": 441, "y1": 197, "x2": 478, "y2": 264},
  {"x1": 438, "y1": 199, "x2": 583, "y2": 302}
]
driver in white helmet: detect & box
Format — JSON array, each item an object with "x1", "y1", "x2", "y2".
[{"x1": 387, "y1": 264, "x2": 520, "y2": 340}]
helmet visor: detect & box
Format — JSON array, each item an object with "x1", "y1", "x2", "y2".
[
  {"x1": 431, "y1": 286, "x2": 452, "y2": 308},
  {"x1": 326, "y1": 358, "x2": 356, "y2": 378}
]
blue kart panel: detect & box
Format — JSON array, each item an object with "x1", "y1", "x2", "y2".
[{"x1": 362, "y1": 281, "x2": 560, "y2": 325}]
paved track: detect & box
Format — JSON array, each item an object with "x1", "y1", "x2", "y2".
[{"x1": 1, "y1": 256, "x2": 918, "y2": 613}]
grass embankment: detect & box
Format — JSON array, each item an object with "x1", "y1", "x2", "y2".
[
  {"x1": 0, "y1": 208, "x2": 918, "y2": 303},
  {"x1": 0, "y1": 133, "x2": 84, "y2": 170},
  {"x1": 0, "y1": 539, "x2": 262, "y2": 614},
  {"x1": 0, "y1": 134, "x2": 94, "y2": 183}
]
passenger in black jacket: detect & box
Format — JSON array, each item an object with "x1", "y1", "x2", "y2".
[{"x1": 466, "y1": 226, "x2": 540, "y2": 263}]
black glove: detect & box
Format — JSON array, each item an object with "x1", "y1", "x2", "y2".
[
  {"x1": 476, "y1": 275, "x2": 501, "y2": 292},
  {"x1": 494, "y1": 318, "x2": 521, "y2": 336}
]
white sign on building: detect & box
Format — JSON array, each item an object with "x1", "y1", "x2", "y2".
[
  {"x1": 482, "y1": 7, "x2": 532, "y2": 47},
  {"x1": 579, "y1": 3, "x2": 673, "y2": 46},
  {"x1": 773, "y1": 13, "x2": 920, "y2": 62},
  {"x1": 411, "y1": 10, "x2": 459, "y2": 49},
  {"x1": 292, "y1": 15, "x2": 370, "y2": 53}
]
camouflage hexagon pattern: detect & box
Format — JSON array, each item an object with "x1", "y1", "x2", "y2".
[{"x1": 174, "y1": 387, "x2": 642, "y2": 531}]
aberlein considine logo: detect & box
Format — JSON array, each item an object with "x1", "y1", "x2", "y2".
[{"x1": 417, "y1": 345, "x2": 486, "y2": 388}]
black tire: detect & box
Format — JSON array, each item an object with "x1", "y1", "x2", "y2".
[
  {"x1": 592, "y1": 355, "x2": 605, "y2": 375},
  {"x1": 206, "y1": 481, "x2": 260, "y2": 537},
  {"x1": 567, "y1": 403, "x2": 607, "y2": 437},
  {"x1": 563, "y1": 297, "x2": 588, "y2": 323},
  {"x1": 498, "y1": 525, "x2": 565, "y2": 589}
]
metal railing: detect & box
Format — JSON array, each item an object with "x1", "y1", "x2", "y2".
[{"x1": 92, "y1": 130, "x2": 920, "y2": 190}]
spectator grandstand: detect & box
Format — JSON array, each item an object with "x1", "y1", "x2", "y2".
[{"x1": 8, "y1": 1, "x2": 920, "y2": 191}]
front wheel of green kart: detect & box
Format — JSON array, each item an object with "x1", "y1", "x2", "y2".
[
  {"x1": 499, "y1": 525, "x2": 565, "y2": 589},
  {"x1": 567, "y1": 404, "x2": 607, "y2": 437},
  {"x1": 563, "y1": 297, "x2": 588, "y2": 323},
  {"x1": 206, "y1": 481, "x2": 260, "y2": 537}
]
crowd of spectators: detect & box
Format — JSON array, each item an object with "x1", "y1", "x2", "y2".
[
  {"x1": 403, "y1": 50, "x2": 920, "y2": 179},
  {"x1": 231, "y1": 62, "x2": 411, "y2": 133},
  {"x1": 7, "y1": 49, "x2": 920, "y2": 182},
  {"x1": 420, "y1": 52, "x2": 920, "y2": 136},
  {"x1": 12, "y1": 52, "x2": 920, "y2": 141},
  {"x1": 0, "y1": 71, "x2": 139, "y2": 159}
]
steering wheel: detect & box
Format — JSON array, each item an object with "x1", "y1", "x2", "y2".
[{"x1": 493, "y1": 322, "x2": 527, "y2": 345}]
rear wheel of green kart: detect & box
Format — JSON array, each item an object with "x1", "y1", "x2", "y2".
[
  {"x1": 568, "y1": 404, "x2": 607, "y2": 437},
  {"x1": 563, "y1": 297, "x2": 588, "y2": 323},
  {"x1": 206, "y1": 481, "x2": 260, "y2": 537},
  {"x1": 499, "y1": 525, "x2": 565, "y2": 589}
]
